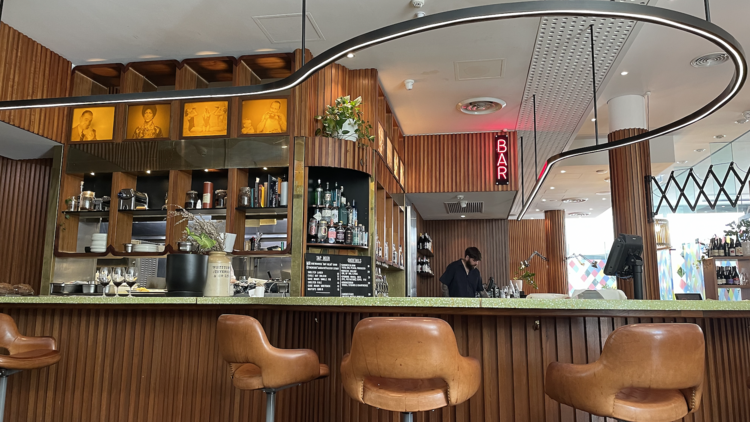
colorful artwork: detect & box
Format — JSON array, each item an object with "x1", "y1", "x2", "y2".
[
  {"x1": 657, "y1": 249, "x2": 675, "y2": 300},
  {"x1": 671, "y1": 243, "x2": 705, "y2": 298},
  {"x1": 566, "y1": 258, "x2": 617, "y2": 296},
  {"x1": 718, "y1": 288, "x2": 742, "y2": 301}
]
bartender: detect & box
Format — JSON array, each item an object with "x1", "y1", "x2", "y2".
[{"x1": 440, "y1": 247, "x2": 488, "y2": 298}]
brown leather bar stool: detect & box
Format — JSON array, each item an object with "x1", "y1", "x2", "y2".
[
  {"x1": 546, "y1": 323, "x2": 704, "y2": 422},
  {"x1": 341, "y1": 317, "x2": 481, "y2": 422},
  {"x1": 217, "y1": 315, "x2": 329, "y2": 422},
  {"x1": 0, "y1": 313, "x2": 60, "y2": 422}
]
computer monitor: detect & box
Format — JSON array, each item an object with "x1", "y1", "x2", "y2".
[{"x1": 604, "y1": 234, "x2": 644, "y2": 277}]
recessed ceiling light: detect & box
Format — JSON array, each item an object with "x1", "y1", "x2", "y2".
[
  {"x1": 694, "y1": 148, "x2": 706, "y2": 152},
  {"x1": 263, "y1": 167, "x2": 268, "y2": 170},
  {"x1": 542, "y1": 199, "x2": 546, "y2": 202},
  {"x1": 461, "y1": 215, "x2": 466, "y2": 218},
  {"x1": 595, "y1": 169, "x2": 608, "y2": 174},
  {"x1": 550, "y1": 187, "x2": 555, "y2": 190},
  {"x1": 535, "y1": 209, "x2": 540, "y2": 211},
  {"x1": 602, "y1": 198, "x2": 607, "y2": 200},
  {"x1": 347, "y1": 52, "x2": 355, "y2": 58},
  {"x1": 591, "y1": 118, "x2": 596, "y2": 122},
  {"x1": 204, "y1": 169, "x2": 209, "y2": 172},
  {"x1": 620, "y1": 71, "x2": 629, "y2": 75},
  {"x1": 714, "y1": 134, "x2": 725, "y2": 139},
  {"x1": 146, "y1": 170, "x2": 151, "y2": 174},
  {"x1": 86, "y1": 58, "x2": 106, "y2": 62},
  {"x1": 677, "y1": 160, "x2": 688, "y2": 164},
  {"x1": 255, "y1": 48, "x2": 277, "y2": 52},
  {"x1": 196, "y1": 51, "x2": 220, "y2": 56},
  {"x1": 281, "y1": 145, "x2": 288, "y2": 148},
  {"x1": 560, "y1": 170, "x2": 566, "y2": 173},
  {"x1": 589, "y1": 208, "x2": 593, "y2": 210},
  {"x1": 139, "y1": 54, "x2": 160, "y2": 59},
  {"x1": 90, "y1": 172, "x2": 95, "y2": 176}
]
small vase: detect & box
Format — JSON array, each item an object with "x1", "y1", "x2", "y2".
[
  {"x1": 205, "y1": 251, "x2": 232, "y2": 296},
  {"x1": 338, "y1": 119, "x2": 358, "y2": 142}
]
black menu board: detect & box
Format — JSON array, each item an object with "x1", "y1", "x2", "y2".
[{"x1": 305, "y1": 253, "x2": 373, "y2": 297}]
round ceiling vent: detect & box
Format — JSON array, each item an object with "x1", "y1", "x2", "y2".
[
  {"x1": 457, "y1": 97, "x2": 506, "y2": 115},
  {"x1": 690, "y1": 52, "x2": 729, "y2": 68},
  {"x1": 569, "y1": 212, "x2": 591, "y2": 217},
  {"x1": 562, "y1": 198, "x2": 588, "y2": 203}
]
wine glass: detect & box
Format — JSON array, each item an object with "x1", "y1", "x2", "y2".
[
  {"x1": 98, "y1": 267, "x2": 111, "y2": 297},
  {"x1": 111, "y1": 267, "x2": 125, "y2": 297},
  {"x1": 125, "y1": 267, "x2": 139, "y2": 298}
]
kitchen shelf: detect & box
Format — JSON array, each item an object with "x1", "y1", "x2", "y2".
[
  {"x1": 418, "y1": 272, "x2": 435, "y2": 278},
  {"x1": 718, "y1": 285, "x2": 750, "y2": 288},
  {"x1": 232, "y1": 250, "x2": 291, "y2": 257},
  {"x1": 376, "y1": 260, "x2": 403, "y2": 271},
  {"x1": 120, "y1": 208, "x2": 227, "y2": 219},
  {"x1": 236, "y1": 207, "x2": 288, "y2": 217},
  {"x1": 707, "y1": 256, "x2": 750, "y2": 261},
  {"x1": 307, "y1": 243, "x2": 368, "y2": 250},
  {"x1": 63, "y1": 210, "x2": 110, "y2": 220},
  {"x1": 417, "y1": 249, "x2": 434, "y2": 258}
]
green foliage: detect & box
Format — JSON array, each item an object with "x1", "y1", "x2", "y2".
[
  {"x1": 725, "y1": 219, "x2": 750, "y2": 241},
  {"x1": 515, "y1": 267, "x2": 538, "y2": 290},
  {"x1": 314, "y1": 96, "x2": 375, "y2": 143},
  {"x1": 185, "y1": 226, "x2": 217, "y2": 251}
]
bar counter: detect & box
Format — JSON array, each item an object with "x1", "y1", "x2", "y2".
[{"x1": 1, "y1": 296, "x2": 748, "y2": 421}]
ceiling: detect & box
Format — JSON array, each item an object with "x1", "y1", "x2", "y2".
[
  {"x1": 406, "y1": 191, "x2": 517, "y2": 220},
  {"x1": 3, "y1": 0, "x2": 750, "y2": 220}
]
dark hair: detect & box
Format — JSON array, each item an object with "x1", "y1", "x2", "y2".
[
  {"x1": 465, "y1": 247, "x2": 481, "y2": 261},
  {"x1": 142, "y1": 105, "x2": 157, "y2": 117},
  {"x1": 80, "y1": 110, "x2": 93, "y2": 118}
]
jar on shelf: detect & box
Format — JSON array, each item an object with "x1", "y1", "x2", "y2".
[
  {"x1": 239, "y1": 187, "x2": 252, "y2": 207},
  {"x1": 185, "y1": 190, "x2": 199, "y2": 209},
  {"x1": 214, "y1": 190, "x2": 227, "y2": 208}
]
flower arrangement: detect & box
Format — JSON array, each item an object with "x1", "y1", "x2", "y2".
[
  {"x1": 168, "y1": 206, "x2": 225, "y2": 253},
  {"x1": 314, "y1": 96, "x2": 375, "y2": 144}
]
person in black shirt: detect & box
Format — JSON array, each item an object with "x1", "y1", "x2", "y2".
[{"x1": 439, "y1": 247, "x2": 488, "y2": 298}]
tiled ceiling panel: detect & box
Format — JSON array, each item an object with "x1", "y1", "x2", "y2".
[{"x1": 511, "y1": 1, "x2": 650, "y2": 216}]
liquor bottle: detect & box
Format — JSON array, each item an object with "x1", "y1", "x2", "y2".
[
  {"x1": 425, "y1": 233, "x2": 432, "y2": 251},
  {"x1": 336, "y1": 222, "x2": 346, "y2": 244},
  {"x1": 737, "y1": 237, "x2": 744, "y2": 256},
  {"x1": 339, "y1": 186, "x2": 346, "y2": 209},
  {"x1": 349, "y1": 200, "x2": 358, "y2": 226},
  {"x1": 345, "y1": 225, "x2": 353, "y2": 245},
  {"x1": 315, "y1": 179, "x2": 323, "y2": 207},
  {"x1": 323, "y1": 182, "x2": 332, "y2": 208},
  {"x1": 717, "y1": 267, "x2": 725, "y2": 285},
  {"x1": 332, "y1": 202, "x2": 339, "y2": 224},
  {"x1": 317, "y1": 219, "x2": 328, "y2": 244},
  {"x1": 321, "y1": 206, "x2": 332, "y2": 225},
  {"x1": 733, "y1": 266, "x2": 741, "y2": 284},
  {"x1": 708, "y1": 238, "x2": 714, "y2": 257},
  {"x1": 332, "y1": 182, "x2": 339, "y2": 207},
  {"x1": 417, "y1": 257, "x2": 423, "y2": 273},
  {"x1": 724, "y1": 238, "x2": 730, "y2": 257},
  {"x1": 340, "y1": 201, "x2": 348, "y2": 226},
  {"x1": 711, "y1": 237, "x2": 717, "y2": 257},
  {"x1": 308, "y1": 218, "x2": 318, "y2": 243},
  {"x1": 724, "y1": 267, "x2": 733, "y2": 285},
  {"x1": 327, "y1": 223, "x2": 336, "y2": 244}
]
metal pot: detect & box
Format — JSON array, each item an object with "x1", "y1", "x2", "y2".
[
  {"x1": 79, "y1": 191, "x2": 96, "y2": 211},
  {"x1": 177, "y1": 241, "x2": 194, "y2": 253}
]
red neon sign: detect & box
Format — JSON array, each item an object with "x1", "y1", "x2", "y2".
[{"x1": 495, "y1": 135, "x2": 509, "y2": 185}]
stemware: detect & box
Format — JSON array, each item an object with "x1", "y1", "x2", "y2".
[
  {"x1": 111, "y1": 267, "x2": 125, "y2": 297},
  {"x1": 125, "y1": 267, "x2": 139, "y2": 298},
  {"x1": 98, "y1": 267, "x2": 111, "y2": 297}
]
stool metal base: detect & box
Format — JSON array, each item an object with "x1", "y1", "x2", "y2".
[
  {"x1": 400, "y1": 412, "x2": 413, "y2": 422},
  {"x1": 0, "y1": 369, "x2": 20, "y2": 422},
  {"x1": 261, "y1": 384, "x2": 300, "y2": 422}
]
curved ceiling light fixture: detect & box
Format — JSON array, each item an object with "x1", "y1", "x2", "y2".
[{"x1": 0, "y1": 3, "x2": 743, "y2": 218}]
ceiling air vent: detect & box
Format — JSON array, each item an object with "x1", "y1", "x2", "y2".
[
  {"x1": 562, "y1": 198, "x2": 588, "y2": 203},
  {"x1": 690, "y1": 52, "x2": 729, "y2": 68},
  {"x1": 445, "y1": 201, "x2": 484, "y2": 214},
  {"x1": 456, "y1": 97, "x2": 506, "y2": 115},
  {"x1": 568, "y1": 212, "x2": 591, "y2": 217}
]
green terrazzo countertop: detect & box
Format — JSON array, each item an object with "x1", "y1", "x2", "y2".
[{"x1": 0, "y1": 296, "x2": 748, "y2": 315}]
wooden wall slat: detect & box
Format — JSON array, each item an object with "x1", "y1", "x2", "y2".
[
  {"x1": 545, "y1": 210, "x2": 568, "y2": 294},
  {"x1": 1, "y1": 308, "x2": 745, "y2": 422},
  {"x1": 509, "y1": 220, "x2": 550, "y2": 293},
  {"x1": 0, "y1": 156, "x2": 52, "y2": 293},
  {"x1": 405, "y1": 132, "x2": 517, "y2": 193}
]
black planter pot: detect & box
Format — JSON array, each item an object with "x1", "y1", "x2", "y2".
[{"x1": 166, "y1": 254, "x2": 208, "y2": 297}]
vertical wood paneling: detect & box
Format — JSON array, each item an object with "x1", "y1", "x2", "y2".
[
  {"x1": 0, "y1": 157, "x2": 52, "y2": 292},
  {"x1": 509, "y1": 220, "x2": 550, "y2": 293},
  {"x1": 608, "y1": 129, "x2": 659, "y2": 299},
  {"x1": 421, "y1": 219, "x2": 509, "y2": 296},
  {"x1": 405, "y1": 132, "x2": 518, "y2": 193},
  {"x1": 0, "y1": 23, "x2": 71, "y2": 143},
  {"x1": 1, "y1": 308, "x2": 746, "y2": 422},
  {"x1": 544, "y1": 210, "x2": 567, "y2": 294}
]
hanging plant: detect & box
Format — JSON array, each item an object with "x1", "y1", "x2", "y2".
[{"x1": 314, "y1": 96, "x2": 375, "y2": 145}]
